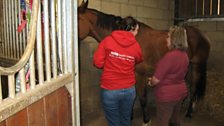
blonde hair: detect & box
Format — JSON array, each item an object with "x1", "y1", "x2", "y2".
[{"x1": 169, "y1": 26, "x2": 188, "y2": 51}]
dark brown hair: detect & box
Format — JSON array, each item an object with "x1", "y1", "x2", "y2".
[{"x1": 117, "y1": 16, "x2": 138, "y2": 31}]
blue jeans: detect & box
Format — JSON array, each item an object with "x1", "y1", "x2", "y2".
[{"x1": 101, "y1": 86, "x2": 136, "y2": 126}]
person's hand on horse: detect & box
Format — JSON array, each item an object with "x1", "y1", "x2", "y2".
[
  {"x1": 148, "y1": 76, "x2": 160, "y2": 87},
  {"x1": 147, "y1": 77, "x2": 154, "y2": 87}
]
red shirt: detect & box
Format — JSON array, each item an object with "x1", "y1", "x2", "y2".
[
  {"x1": 153, "y1": 49, "x2": 189, "y2": 102},
  {"x1": 93, "y1": 30, "x2": 143, "y2": 90}
]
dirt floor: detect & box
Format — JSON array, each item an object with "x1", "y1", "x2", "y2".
[
  {"x1": 82, "y1": 109, "x2": 224, "y2": 126},
  {"x1": 81, "y1": 99, "x2": 224, "y2": 126},
  {"x1": 202, "y1": 70, "x2": 224, "y2": 123},
  {"x1": 131, "y1": 107, "x2": 224, "y2": 126}
]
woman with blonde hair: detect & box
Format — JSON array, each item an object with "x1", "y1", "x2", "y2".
[{"x1": 148, "y1": 26, "x2": 189, "y2": 126}]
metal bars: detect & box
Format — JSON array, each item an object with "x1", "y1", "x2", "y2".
[
  {"x1": 0, "y1": 0, "x2": 28, "y2": 60},
  {"x1": 175, "y1": 0, "x2": 224, "y2": 24},
  {"x1": 0, "y1": 0, "x2": 79, "y2": 125}
]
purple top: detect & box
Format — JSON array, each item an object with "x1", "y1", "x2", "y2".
[{"x1": 153, "y1": 49, "x2": 189, "y2": 102}]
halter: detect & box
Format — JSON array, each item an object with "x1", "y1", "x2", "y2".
[{"x1": 79, "y1": 14, "x2": 103, "y2": 42}]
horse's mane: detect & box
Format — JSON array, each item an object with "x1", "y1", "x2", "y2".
[
  {"x1": 88, "y1": 8, "x2": 156, "y2": 32},
  {"x1": 88, "y1": 9, "x2": 122, "y2": 30}
]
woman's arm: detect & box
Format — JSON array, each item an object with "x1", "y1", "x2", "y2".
[{"x1": 93, "y1": 40, "x2": 106, "y2": 69}]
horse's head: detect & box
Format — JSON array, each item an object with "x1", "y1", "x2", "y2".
[
  {"x1": 78, "y1": 0, "x2": 92, "y2": 40},
  {"x1": 78, "y1": 0, "x2": 105, "y2": 42},
  {"x1": 78, "y1": 0, "x2": 122, "y2": 42}
]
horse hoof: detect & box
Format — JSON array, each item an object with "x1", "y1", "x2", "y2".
[
  {"x1": 142, "y1": 123, "x2": 147, "y2": 126},
  {"x1": 185, "y1": 113, "x2": 192, "y2": 118},
  {"x1": 142, "y1": 120, "x2": 152, "y2": 126},
  {"x1": 143, "y1": 115, "x2": 151, "y2": 123}
]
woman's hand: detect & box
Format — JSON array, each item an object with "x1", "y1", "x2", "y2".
[
  {"x1": 147, "y1": 76, "x2": 159, "y2": 87},
  {"x1": 147, "y1": 77, "x2": 154, "y2": 87}
]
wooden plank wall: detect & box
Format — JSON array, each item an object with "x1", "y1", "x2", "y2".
[{"x1": 0, "y1": 87, "x2": 72, "y2": 126}]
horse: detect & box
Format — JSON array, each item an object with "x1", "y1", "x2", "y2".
[{"x1": 78, "y1": 0, "x2": 210, "y2": 124}]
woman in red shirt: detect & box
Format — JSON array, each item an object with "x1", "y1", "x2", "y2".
[
  {"x1": 93, "y1": 16, "x2": 143, "y2": 126},
  {"x1": 148, "y1": 26, "x2": 189, "y2": 126}
]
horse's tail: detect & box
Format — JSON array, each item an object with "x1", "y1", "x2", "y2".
[
  {"x1": 185, "y1": 26, "x2": 210, "y2": 101},
  {"x1": 195, "y1": 61, "x2": 207, "y2": 101},
  {"x1": 196, "y1": 30, "x2": 210, "y2": 101},
  {"x1": 186, "y1": 60, "x2": 207, "y2": 103}
]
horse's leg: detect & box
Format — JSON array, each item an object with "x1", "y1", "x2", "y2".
[
  {"x1": 185, "y1": 62, "x2": 199, "y2": 118},
  {"x1": 185, "y1": 93, "x2": 195, "y2": 118},
  {"x1": 142, "y1": 86, "x2": 153, "y2": 126},
  {"x1": 185, "y1": 62, "x2": 207, "y2": 118},
  {"x1": 135, "y1": 73, "x2": 151, "y2": 124}
]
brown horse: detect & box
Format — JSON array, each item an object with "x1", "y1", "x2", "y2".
[{"x1": 78, "y1": 0, "x2": 210, "y2": 124}]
